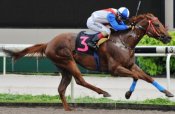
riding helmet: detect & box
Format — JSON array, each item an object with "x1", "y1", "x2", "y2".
[{"x1": 118, "y1": 7, "x2": 130, "y2": 19}]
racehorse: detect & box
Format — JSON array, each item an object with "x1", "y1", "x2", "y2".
[{"x1": 3, "y1": 13, "x2": 174, "y2": 111}]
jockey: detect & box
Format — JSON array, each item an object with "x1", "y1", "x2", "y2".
[{"x1": 86, "y1": 7, "x2": 131, "y2": 48}]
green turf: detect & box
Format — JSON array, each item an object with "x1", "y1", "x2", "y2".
[{"x1": 0, "y1": 94, "x2": 175, "y2": 106}]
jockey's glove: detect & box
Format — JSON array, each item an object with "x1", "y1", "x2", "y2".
[
  {"x1": 130, "y1": 22, "x2": 135, "y2": 26},
  {"x1": 128, "y1": 25, "x2": 134, "y2": 30},
  {"x1": 128, "y1": 25, "x2": 132, "y2": 28}
]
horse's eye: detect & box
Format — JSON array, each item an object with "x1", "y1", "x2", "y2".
[{"x1": 154, "y1": 23, "x2": 160, "y2": 27}]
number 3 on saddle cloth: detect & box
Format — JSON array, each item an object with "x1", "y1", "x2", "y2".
[
  {"x1": 75, "y1": 31, "x2": 108, "y2": 71},
  {"x1": 76, "y1": 31, "x2": 108, "y2": 55}
]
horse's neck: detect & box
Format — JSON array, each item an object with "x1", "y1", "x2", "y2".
[
  {"x1": 112, "y1": 28, "x2": 145, "y2": 49},
  {"x1": 128, "y1": 28, "x2": 146, "y2": 48}
]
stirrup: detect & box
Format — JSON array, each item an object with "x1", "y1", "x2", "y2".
[
  {"x1": 87, "y1": 42, "x2": 98, "y2": 49},
  {"x1": 97, "y1": 38, "x2": 108, "y2": 47}
]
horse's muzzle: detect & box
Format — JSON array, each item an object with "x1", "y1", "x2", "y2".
[{"x1": 160, "y1": 36, "x2": 172, "y2": 44}]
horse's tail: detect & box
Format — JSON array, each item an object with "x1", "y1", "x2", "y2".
[{"x1": 2, "y1": 43, "x2": 47, "y2": 61}]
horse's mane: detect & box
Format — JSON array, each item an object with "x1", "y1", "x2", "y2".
[{"x1": 128, "y1": 13, "x2": 154, "y2": 23}]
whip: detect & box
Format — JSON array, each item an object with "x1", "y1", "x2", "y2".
[{"x1": 136, "y1": 0, "x2": 141, "y2": 16}]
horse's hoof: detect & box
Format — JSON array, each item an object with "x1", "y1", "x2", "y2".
[
  {"x1": 163, "y1": 90, "x2": 174, "y2": 97},
  {"x1": 65, "y1": 107, "x2": 74, "y2": 111},
  {"x1": 103, "y1": 92, "x2": 111, "y2": 97},
  {"x1": 125, "y1": 91, "x2": 132, "y2": 99}
]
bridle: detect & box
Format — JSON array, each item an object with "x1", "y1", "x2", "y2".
[
  {"x1": 146, "y1": 17, "x2": 161, "y2": 37},
  {"x1": 135, "y1": 17, "x2": 162, "y2": 38}
]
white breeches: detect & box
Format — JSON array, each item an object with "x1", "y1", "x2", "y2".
[{"x1": 86, "y1": 17, "x2": 111, "y2": 35}]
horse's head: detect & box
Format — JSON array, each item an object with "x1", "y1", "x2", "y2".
[{"x1": 130, "y1": 13, "x2": 172, "y2": 44}]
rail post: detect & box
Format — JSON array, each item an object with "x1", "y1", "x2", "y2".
[
  {"x1": 3, "y1": 56, "x2": 6, "y2": 75},
  {"x1": 36, "y1": 56, "x2": 39, "y2": 73},
  {"x1": 71, "y1": 78, "x2": 75, "y2": 102},
  {"x1": 166, "y1": 53, "x2": 172, "y2": 90},
  {"x1": 12, "y1": 58, "x2": 14, "y2": 72}
]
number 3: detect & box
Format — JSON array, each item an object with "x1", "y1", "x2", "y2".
[{"x1": 78, "y1": 36, "x2": 89, "y2": 52}]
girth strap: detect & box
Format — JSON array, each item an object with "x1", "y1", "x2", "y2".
[{"x1": 93, "y1": 51, "x2": 100, "y2": 71}]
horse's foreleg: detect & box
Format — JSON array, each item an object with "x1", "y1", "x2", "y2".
[
  {"x1": 113, "y1": 66, "x2": 139, "y2": 99},
  {"x1": 125, "y1": 78, "x2": 138, "y2": 99},
  {"x1": 132, "y1": 64, "x2": 174, "y2": 97},
  {"x1": 58, "y1": 70, "x2": 72, "y2": 111},
  {"x1": 125, "y1": 64, "x2": 151, "y2": 99}
]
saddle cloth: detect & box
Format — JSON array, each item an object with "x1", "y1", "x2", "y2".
[{"x1": 76, "y1": 31, "x2": 108, "y2": 55}]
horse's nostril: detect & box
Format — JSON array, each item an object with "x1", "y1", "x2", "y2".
[
  {"x1": 164, "y1": 36, "x2": 172, "y2": 43},
  {"x1": 160, "y1": 35, "x2": 172, "y2": 44},
  {"x1": 168, "y1": 36, "x2": 172, "y2": 40},
  {"x1": 166, "y1": 36, "x2": 172, "y2": 41}
]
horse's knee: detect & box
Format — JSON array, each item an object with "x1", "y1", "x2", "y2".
[
  {"x1": 135, "y1": 75, "x2": 140, "y2": 80},
  {"x1": 143, "y1": 76, "x2": 154, "y2": 83}
]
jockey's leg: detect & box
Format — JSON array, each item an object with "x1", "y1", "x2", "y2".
[
  {"x1": 88, "y1": 32, "x2": 108, "y2": 48},
  {"x1": 87, "y1": 18, "x2": 110, "y2": 48}
]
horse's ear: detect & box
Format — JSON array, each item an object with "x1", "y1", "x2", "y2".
[
  {"x1": 129, "y1": 14, "x2": 145, "y2": 24},
  {"x1": 146, "y1": 13, "x2": 155, "y2": 18},
  {"x1": 128, "y1": 16, "x2": 137, "y2": 23},
  {"x1": 165, "y1": 26, "x2": 169, "y2": 31}
]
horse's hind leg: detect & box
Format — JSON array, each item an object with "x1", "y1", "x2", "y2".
[
  {"x1": 46, "y1": 47, "x2": 110, "y2": 111},
  {"x1": 67, "y1": 61, "x2": 111, "y2": 97},
  {"x1": 58, "y1": 69, "x2": 72, "y2": 111},
  {"x1": 132, "y1": 64, "x2": 174, "y2": 97}
]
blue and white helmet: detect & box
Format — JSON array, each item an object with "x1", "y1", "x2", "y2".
[{"x1": 118, "y1": 7, "x2": 130, "y2": 19}]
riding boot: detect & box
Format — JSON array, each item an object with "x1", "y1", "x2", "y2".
[
  {"x1": 87, "y1": 34, "x2": 99, "y2": 49},
  {"x1": 88, "y1": 32, "x2": 108, "y2": 49}
]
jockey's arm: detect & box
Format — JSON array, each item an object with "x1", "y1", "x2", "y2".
[
  {"x1": 107, "y1": 13, "x2": 129, "y2": 31},
  {"x1": 118, "y1": 20, "x2": 125, "y2": 25}
]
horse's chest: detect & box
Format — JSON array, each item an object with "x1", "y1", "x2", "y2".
[
  {"x1": 119, "y1": 47, "x2": 134, "y2": 57},
  {"x1": 122, "y1": 55, "x2": 134, "y2": 66},
  {"x1": 116, "y1": 49, "x2": 135, "y2": 67}
]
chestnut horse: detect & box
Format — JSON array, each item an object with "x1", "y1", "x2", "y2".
[{"x1": 3, "y1": 13, "x2": 174, "y2": 111}]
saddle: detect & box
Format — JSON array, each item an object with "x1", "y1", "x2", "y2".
[{"x1": 76, "y1": 31, "x2": 108, "y2": 55}]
